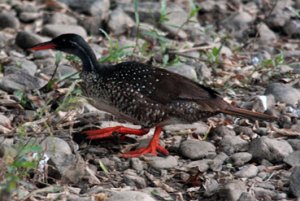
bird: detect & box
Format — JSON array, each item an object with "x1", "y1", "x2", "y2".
[{"x1": 29, "y1": 33, "x2": 277, "y2": 158}]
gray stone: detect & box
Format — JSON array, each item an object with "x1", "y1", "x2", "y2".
[
  {"x1": 213, "y1": 126, "x2": 236, "y2": 137},
  {"x1": 141, "y1": 188, "x2": 172, "y2": 201},
  {"x1": 58, "y1": 0, "x2": 110, "y2": 17},
  {"x1": 123, "y1": 169, "x2": 146, "y2": 188},
  {"x1": 284, "y1": 20, "x2": 300, "y2": 37},
  {"x1": 0, "y1": 114, "x2": 11, "y2": 128},
  {"x1": 0, "y1": 13, "x2": 20, "y2": 29},
  {"x1": 45, "y1": 12, "x2": 78, "y2": 25},
  {"x1": 122, "y1": 2, "x2": 161, "y2": 24},
  {"x1": 222, "y1": 10, "x2": 254, "y2": 31},
  {"x1": 5, "y1": 57, "x2": 37, "y2": 76},
  {"x1": 237, "y1": 192, "x2": 257, "y2": 201},
  {"x1": 284, "y1": 150, "x2": 300, "y2": 167},
  {"x1": 249, "y1": 136, "x2": 293, "y2": 162},
  {"x1": 290, "y1": 167, "x2": 300, "y2": 197},
  {"x1": 159, "y1": 4, "x2": 188, "y2": 39},
  {"x1": 267, "y1": 0, "x2": 294, "y2": 28},
  {"x1": 219, "y1": 135, "x2": 248, "y2": 155},
  {"x1": 0, "y1": 69, "x2": 46, "y2": 93},
  {"x1": 148, "y1": 156, "x2": 178, "y2": 170},
  {"x1": 108, "y1": 8, "x2": 135, "y2": 35},
  {"x1": 19, "y1": 12, "x2": 40, "y2": 23},
  {"x1": 265, "y1": 83, "x2": 300, "y2": 105},
  {"x1": 167, "y1": 64, "x2": 198, "y2": 80},
  {"x1": 16, "y1": 31, "x2": 46, "y2": 50},
  {"x1": 230, "y1": 152, "x2": 252, "y2": 166},
  {"x1": 210, "y1": 152, "x2": 228, "y2": 171},
  {"x1": 42, "y1": 137, "x2": 86, "y2": 183},
  {"x1": 288, "y1": 139, "x2": 300, "y2": 150},
  {"x1": 185, "y1": 159, "x2": 212, "y2": 172},
  {"x1": 257, "y1": 23, "x2": 277, "y2": 45},
  {"x1": 203, "y1": 178, "x2": 219, "y2": 196},
  {"x1": 41, "y1": 24, "x2": 87, "y2": 38},
  {"x1": 41, "y1": 137, "x2": 72, "y2": 155},
  {"x1": 164, "y1": 121, "x2": 209, "y2": 135},
  {"x1": 180, "y1": 139, "x2": 216, "y2": 160},
  {"x1": 219, "y1": 180, "x2": 247, "y2": 201},
  {"x1": 252, "y1": 187, "x2": 277, "y2": 200},
  {"x1": 130, "y1": 158, "x2": 144, "y2": 172},
  {"x1": 192, "y1": 61, "x2": 211, "y2": 80},
  {"x1": 40, "y1": 64, "x2": 78, "y2": 79},
  {"x1": 105, "y1": 190, "x2": 156, "y2": 201},
  {"x1": 235, "y1": 164, "x2": 258, "y2": 178}
]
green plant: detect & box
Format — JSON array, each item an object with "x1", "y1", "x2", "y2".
[
  {"x1": 0, "y1": 137, "x2": 42, "y2": 199},
  {"x1": 159, "y1": 0, "x2": 169, "y2": 24},
  {"x1": 99, "y1": 28, "x2": 134, "y2": 63},
  {"x1": 260, "y1": 54, "x2": 284, "y2": 68},
  {"x1": 207, "y1": 45, "x2": 223, "y2": 64}
]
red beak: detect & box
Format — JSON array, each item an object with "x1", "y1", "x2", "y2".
[{"x1": 29, "y1": 41, "x2": 56, "y2": 51}]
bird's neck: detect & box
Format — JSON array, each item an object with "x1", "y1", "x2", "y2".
[{"x1": 73, "y1": 44, "x2": 99, "y2": 72}]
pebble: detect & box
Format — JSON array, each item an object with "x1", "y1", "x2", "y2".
[
  {"x1": 212, "y1": 126, "x2": 236, "y2": 137},
  {"x1": 0, "y1": 69, "x2": 46, "y2": 92},
  {"x1": 287, "y1": 139, "x2": 300, "y2": 150},
  {"x1": 159, "y1": 4, "x2": 188, "y2": 39},
  {"x1": 15, "y1": 31, "x2": 46, "y2": 50},
  {"x1": 257, "y1": 23, "x2": 277, "y2": 45},
  {"x1": 167, "y1": 64, "x2": 198, "y2": 80},
  {"x1": 41, "y1": 137, "x2": 86, "y2": 183},
  {"x1": 219, "y1": 180, "x2": 247, "y2": 201},
  {"x1": 148, "y1": 156, "x2": 178, "y2": 170},
  {"x1": 290, "y1": 167, "x2": 300, "y2": 197},
  {"x1": 180, "y1": 139, "x2": 216, "y2": 160},
  {"x1": 130, "y1": 158, "x2": 144, "y2": 172},
  {"x1": 203, "y1": 178, "x2": 219, "y2": 196},
  {"x1": 230, "y1": 152, "x2": 252, "y2": 166},
  {"x1": 123, "y1": 169, "x2": 147, "y2": 188},
  {"x1": 219, "y1": 135, "x2": 248, "y2": 155},
  {"x1": 264, "y1": 83, "x2": 300, "y2": 105},
  {"x1": 45, "y1": 12, "x2": 78, "y2": 25},
  {"x1": 237, "y1": 192, "x2": 257, "y2": 201},
  {"x1": 105, "y1": 190, "x2": 156, "y2": 201},
  {"x1": 0, "y1": 13, "x2": 20, "y2": 29},
  {"x1": 59, "y1": 0, "x2": 110, "y2": 17},
  {"x1": 108, "y1": 8, "x2": 135, "y2": 35},
  {"x1": 41, "y1": 24, "x2": 87, "y2": 38},
  {"x1": 252, "y1": 187, "x2": 277, "y2": 200},
  {"x1": 210, "y1": 152, "x2": 228, "y2": 171},
  {"x1": 284, "y1": 150, "x2": 300, "y2": 167},
  {"x1": 186, "y1": 159, "x2": 212, "y2": 172},
  {"x1": 284, "y1": 19, "x2": 300, "y2": 37},
  {"x1": 235, "y1": 164, "x2": 258, "y2": 178},
  {"x1": 249, "y1": 136, "x2": 293, "y2": 162}
]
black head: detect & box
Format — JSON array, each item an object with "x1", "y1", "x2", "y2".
[
  {"x1": 29, "y1": 34, "x2": 98, "y2": 71},
  {"x1": 29, "y1": 34, "x2": 87, "y2": 54}
]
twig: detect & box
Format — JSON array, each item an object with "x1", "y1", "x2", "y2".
[{"x1": 21, "y1": 185, "x2": 63, "y2": 201}]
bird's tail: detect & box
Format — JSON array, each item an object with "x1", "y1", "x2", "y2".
[{"x1": 221, "y1": 107, "x2": 277, "y2": 121}]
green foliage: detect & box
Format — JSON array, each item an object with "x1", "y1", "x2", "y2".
[
  {"x1": 99, "y1": 28, "x2": 134, "y2": 62},
  {"x1": 261, "y1": 54, "x2": 284, "y2": 68},
  {"x1": 207, "y1": 45, "x2": 223, "y2": 64},
  {"x1": 159, "y1": 0, "x2": 169, "y2": 23},
  {"x1": 0, "y1": 139, "x2": 42, "y2": 198},
  {"x1": 14, "y1": 90, "x2": 32, "y2": 109}
]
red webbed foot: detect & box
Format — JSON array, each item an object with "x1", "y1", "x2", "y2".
[
  {"x1": 83, "y1": 126, "x2": 149, "y2": 140},
  {"x1": 121, "y1": 127, "x2": 169, "y2": 158}
]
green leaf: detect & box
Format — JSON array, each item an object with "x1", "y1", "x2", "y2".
[
  {"x1": 98, "y1": 160, "x2": 109, "y2": 174},
  {"x1": 55, "y1": 51, "x2": 63, "y2": 66}
]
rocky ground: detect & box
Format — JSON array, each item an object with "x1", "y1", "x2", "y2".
[{"x1": 0, "y1": 0, "x2": 300, "y2": 200}]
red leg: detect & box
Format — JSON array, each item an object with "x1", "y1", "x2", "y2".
[
  {"x1": 121, "y1": 127, "x2": 169, "y2": 158},
  {"x1": 83, "y1": 126, "x2": 149, "y2": 140}
]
